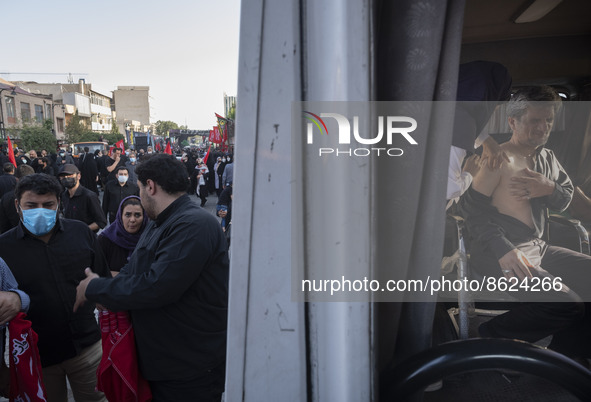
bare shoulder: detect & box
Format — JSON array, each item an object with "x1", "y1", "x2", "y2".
[{"x1": 472, "y1": 161, "x2": 502, "y2": 196}]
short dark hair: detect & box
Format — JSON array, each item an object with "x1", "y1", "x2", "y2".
[
  {"x1": 15, "y1": 173, "x2": 62, "y2": 202},
  {"x1": 116, "y1": 166, "x2": 129, "y2": 174},
  {"x1": 15, "y1": 165, "x2": 35, "y2": 179},
  {"x1": 135, "y1": 154, "x2": 189, "y2": 194},
  {"x1": 507, "y1": 86, "x2": 562, "y2": 119},
  {"x1": 3, "y1": 162, "x2": 14, "y2": 173},
  {"x1": 84, "y1": 146, "x2": 90, "y2": 152}
]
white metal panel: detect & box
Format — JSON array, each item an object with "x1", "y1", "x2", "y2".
[
  {"x1": 302, "y1": 1, "x2": 374, "y2": 401},
  {"x1": 225, "y1": 0, "x2": 307, "y2": 401}
]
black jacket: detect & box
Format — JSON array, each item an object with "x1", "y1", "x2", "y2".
[
  {"x1": 61, "y1": 185, "x2": 107, "y2": 231},
  {"x1": 86, "y1": 195, "x2": 229, "y2": 380},
  {"x1": 102, "y1": 181, "x2": 139, "y2": 222}
]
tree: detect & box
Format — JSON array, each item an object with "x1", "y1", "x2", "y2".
[
  {"x1": 65, "y1": 111, "x2": 92, "y2": 144},
  {"x1": 102, "y1": 133, "x2": 125, "y2": 145},
  {"x1": 20, "y1": 120, "x2": 57, "y2": 152},
  {"x1": 79, "y1": 131, "x2": 101, "y2": 142},
  {"x1": 154, "y1": 120, "x2": 179, "y2": 137},
  {"x1": 227, "y1": 105, "x2": 236, "y2": 120},
  {"x1": 110, "y1": 118, "x2": 121, "y2": 135}
]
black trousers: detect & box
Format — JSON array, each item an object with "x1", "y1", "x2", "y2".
[
  {"x1": 197, "y1": 185, "x2": 208, "y2": 206},
  {"x1": 472, "y1": 242, "x2": 591, "y2": 358},
  {"x1": 149, "y1": 363, "x2": 225, "y2": 402}
]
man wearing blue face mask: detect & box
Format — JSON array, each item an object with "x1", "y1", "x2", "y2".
[{"x1": 0, "y1": 173, "x2": 110, "y2": 401}]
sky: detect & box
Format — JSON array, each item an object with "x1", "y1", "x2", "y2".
[{"x1": 1, "y1": 0, "x2": 241, "y2": 130}]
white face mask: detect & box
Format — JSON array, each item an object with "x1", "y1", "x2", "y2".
[
  {"x1": 222, "y1": 158, "x2": 226, "y2": 163},
  {"x1": 117, "y1": 175, "x2": 129, "y2": 184}
]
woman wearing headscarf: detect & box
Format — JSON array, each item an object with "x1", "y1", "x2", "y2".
[
  {"x1": 95, "y1": 196, "x2": 153, "y2": 401},
  {"x1": 98, "y1": 196, "x2": 148, "y2": 276}
]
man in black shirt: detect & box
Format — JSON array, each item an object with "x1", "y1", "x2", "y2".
[
  {"x1": 75, "y1": 154, "x2": 229, "y2": 401},
  {"x1": 0, "y1": 173, "x2": 109, "y2": 401},
  {"x1": 0, "y1": 164, "x2": 35, "y2": 233},
  {"x1": 59, "y1": 164, "x2": 107, "y2": 232},
  {"x1": 102, "y1": 166, "x2": 139, "y2": 224},
  {"x1": 0, "y1": 162, "x2": 17, "y2": 198},
  {"x1": 104, "y1": 147, "x2": 127, "y2": 184},
  {"x1": 79, "y1": 146, "x2": 99, "y2": 195}
]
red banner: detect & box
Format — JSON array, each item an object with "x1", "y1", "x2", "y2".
[
  {"x1": 210, "y1": 127, "x2": 221, "y2": 144},
  {"x1": 203, "y1": 145, "x2": 211, "y2": 164},
  {"x1": 7, "y1": 136, "x2": 16, "y2": 167},
  {"x1": 164, "y1": 140, "x2": 172, "y2": 155},
  {"x1": 215, "y1": 113, "x2": 228, "y2": 145},
  {"x1": 115, "y1": 139, "x2": 125, "y2": 152}
]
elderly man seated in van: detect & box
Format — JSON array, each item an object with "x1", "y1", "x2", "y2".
[{"x1": 460, "y1": 85, "x2": 591, "y2": 363}]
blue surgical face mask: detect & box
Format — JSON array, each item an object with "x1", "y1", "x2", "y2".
[
  {"x1": 20, "y1": 206, "x2": 58, "y2": 236},
  {"x1": 130, "y1": 158, "x2": 136, "y2": 163}
]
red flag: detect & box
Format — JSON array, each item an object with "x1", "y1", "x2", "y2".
[
  {"x1": 164, "y1": 141, "x2": 172, "y2": 155},
  {"x1": 203, "y1": 145, "x2": 212, "y2": 164},
  {"x1": 9, "y1": 313, "x2": 48, "y2": 401},
  {"x1": 7, "y1": 136, "x2": 17, "y2": 167},
  {"x1": 97, "y1": 311, "x2": 152, "y2": 402},
  {"x1": 115, "y1": 139, "x2": 125, "y2": 152}
]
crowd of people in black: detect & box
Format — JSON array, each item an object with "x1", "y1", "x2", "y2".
[
  {"x1": 0, "y1": 143, "x2": 233, "y2": 401},
  {"x1": 0, "y1": 143, "x2": 234, "y2": 236}
]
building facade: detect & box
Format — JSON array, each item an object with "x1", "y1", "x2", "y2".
[
  {"x1": 15, "y1": 79, "x2": 116, "y2": 138},
  {"x1": 224, "y1": 92, "x2": 236, "y2": 118},
  {"x1": 112, "y1": 86, "x2": 151, "y2": 135},
  {"x1": 89, "y1": 89, "x2": 114, "y2": 133},
  {"x1": 0, "y1": 78, "x2": 66, "y2": 141}
]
